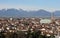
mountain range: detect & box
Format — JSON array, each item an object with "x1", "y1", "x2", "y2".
[{"x1": 0, "y1": 9, "x2": 60, "y2": 17}]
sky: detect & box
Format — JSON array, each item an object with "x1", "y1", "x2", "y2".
[{"x1": 0, "y1": 0, "x2": 60, "y2": 12}]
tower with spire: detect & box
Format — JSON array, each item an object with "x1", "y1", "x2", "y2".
[{"x1": 51, "y1": 12, "x2": 55, "y2": 23}]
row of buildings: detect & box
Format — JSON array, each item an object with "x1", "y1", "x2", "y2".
[{"x1": 0, "y1": 17, "x2": 60, "y2": 37}]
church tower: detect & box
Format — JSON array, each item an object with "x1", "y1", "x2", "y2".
[{"x1": 51, "y1": 12, "x2": 55, "y2": 23}]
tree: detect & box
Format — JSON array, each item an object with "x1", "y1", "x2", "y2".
[{"x1": 31, "y1": 30, "x2": 41, "y2": 38}]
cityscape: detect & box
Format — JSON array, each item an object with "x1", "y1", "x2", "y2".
[
  {"x1": 0, "y1": 16, "x2": 60, "y2": 38},
  {"x1": 0, "y1": 0, "x2": 60, "y2": 38}
]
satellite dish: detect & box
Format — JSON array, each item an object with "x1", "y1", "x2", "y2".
[{"x1": 40, "y1": 19, "x2": 51, "y2": 24}]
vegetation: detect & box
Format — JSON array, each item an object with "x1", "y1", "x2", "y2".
[{"x1": 0, "y1": 29, "x2": 55, "y2": 38}]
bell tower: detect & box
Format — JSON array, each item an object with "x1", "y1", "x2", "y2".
[{"x1": 51, "y1": 12, "x2": 55, "y2": 22}]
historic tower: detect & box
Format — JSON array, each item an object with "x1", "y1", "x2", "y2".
[{"x1": 51, "y1": 12, "x2": 55, "y2": 23}]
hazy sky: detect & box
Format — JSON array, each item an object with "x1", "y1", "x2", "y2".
[{"x1": 0, "y1": 0, "x2": 60, "y2": 11}]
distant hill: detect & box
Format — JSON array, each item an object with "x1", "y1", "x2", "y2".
[
  {"x1": 54, "y1": 11, "x2": 60, "y2": 17},
  {"x1": 0, "y1": 9, "x2": 60, "y2": 17}
]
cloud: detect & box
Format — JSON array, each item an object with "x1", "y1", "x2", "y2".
[{"x1": 0, "y1": 4, "x2": 60, "y2": 12}]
